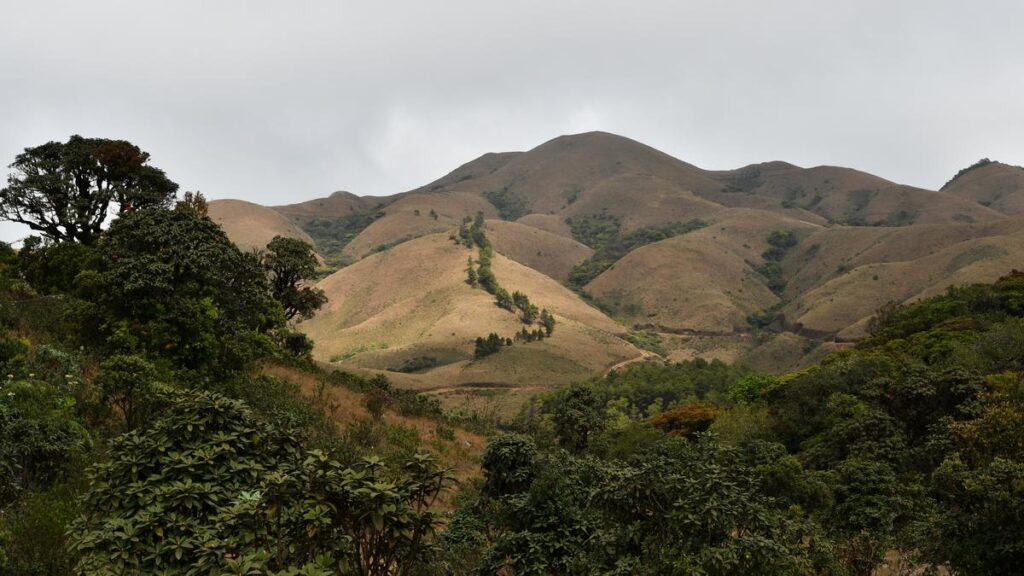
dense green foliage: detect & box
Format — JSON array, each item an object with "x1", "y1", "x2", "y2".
[
  {"x1": 460, "y1": 212, "x2": 556, "y2": 358},
  {"x1": 567, "y1": 217, "x2": 706, "y2": 287},
  {"x1": 0, "y1": 137, "x2": 468, "y2": 576},
  {"x1": 482, "y1": 187, "x2": 528, "y2": 221},
  {"x1": 263, "y1": 235, "x2": 328, "y2": 320},
  {"x1": 299, "y1": 206, "x2": 386, "y2": 269},
  {"x1": 70, "y1": 387, "x2": 450, "y2": 575},
  {"x1": 0, "y1": 135, "x2": 178, "y2": 244},
  {"x1": 755, "y1": 230, "x2": 799, "y2": 295},
  {"x1": 474, "y1": 333, "x2": 510, "y2": 359},
  {"x1": 81, "y1": 206, "x2": 284, "y2": 375},
  {"x1": 436, "y1": 273, "x2": 1024, "y2": 574},
  {"x1": 4, "y1": 136, "x2": 1024, "y2": 575}
]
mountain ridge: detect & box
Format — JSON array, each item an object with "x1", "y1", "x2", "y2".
[{"x1": 209, "y1": 131, "x2": 1024, "y2": 413}]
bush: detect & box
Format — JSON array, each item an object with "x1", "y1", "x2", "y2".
[
  {"x1": 474, "y1": 333, "x2": 507, "y2": 359},
  {"x1": 483, "y1": 187, "x2": 528, "y2": 220},
  {"x1": 648, "y1": 401, "x2": 721, "y2": 438},
  {"x1": 389, "y1": 355, "x2": 440, "y2": 374},
  {"x1": 0, "y1": 379, "x2": 89, "y2": 506},
  {"x1": 0, "y1": 481, "x2": 80, "y2": 576},
  {"x1": 94, "y1": 354, "x2": 158, "y2": 430},
  {"x1": 481, "y1": 433, "x2": 536, "y2": 497},
  {"x1": 69, "y1": 387, "x2": 450, "y2": 575}
]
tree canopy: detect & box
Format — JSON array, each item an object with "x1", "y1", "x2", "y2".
[
  {"x1": 0, "y1": 135, "x2": 178, "y2": 244},
  {"x1": 81, "y1": 205, "x2": 284, "y2": 373},
  {"x1": 263, "y1": 235, "x2": 327, "y2": 321}
]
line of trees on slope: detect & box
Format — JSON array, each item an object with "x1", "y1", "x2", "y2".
[{"x1": 455, "y1": 212, "x2": 556, "y2": 358}]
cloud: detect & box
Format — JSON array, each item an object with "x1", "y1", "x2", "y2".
[{"x1": 1, "y1": 0, "x2": 1023, "y2": 241}]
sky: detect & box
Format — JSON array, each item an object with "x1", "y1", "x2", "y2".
[{"x1": 1, "y1": 0, "x2": 1023, "y2": 242}]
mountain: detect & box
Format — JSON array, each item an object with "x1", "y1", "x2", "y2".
[
  {"x1": 210, "y1": 132, "x2": 1024, "y2": 413},
  {"x1": 941, "y1": 159, "x2": 1024, "y2": 215}
]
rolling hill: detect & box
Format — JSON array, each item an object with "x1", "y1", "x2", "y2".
[
  {"x1": 207, "y1": 199, "x2": 315, "y2": 251},
  {"x1": 295, "y1": 231, "x2": 639, "y2": 414},
  {"x1": 207, "y1": 131, "x2": 1024, "y2": 412},
  {"x1": 942, "y1": 160, "x2": 1024, "y2": 215}
]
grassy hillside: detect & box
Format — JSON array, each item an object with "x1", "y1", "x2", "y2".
[
  {"x1": 207, "y1": 199, "x2": 316, "y2": 251},
  {"x1": 942, "y1": 160, "x2": 1024, "y2": 215},
  {"x1": 341, "y1": 191, "x2": 497, "y2": 259},
  {"x1": 297, "y1": 232, "x2": 640, "y2": 415},
  {"x1": 584, "y1": 209, "x2": 820, "y2": 332},
  {"x1": 485, "y1": 219, "x2": 593, "y2": 282},
  {"x1": 198, "y1": 132, "x2": 1024, "y2": 388}
]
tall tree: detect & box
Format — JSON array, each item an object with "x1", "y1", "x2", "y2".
[
  {"x1": 0, "y1": 135, "x2": 178, "y2": 244},
  {"x1": 85, "y1": 205, "x2": 283, "y2": 373},
  {"x1": 262, "y1": 235, "x2": 328, "y2": 320}
]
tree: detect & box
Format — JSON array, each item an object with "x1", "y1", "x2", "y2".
[
  {"x1": 540, "y1": 308, "x2": 556, "y2": 336},
  {"x1": 471, "y1": 211, "x2": 487, "y2": 247},
  {"x1": 69, "y1": 387, "x2": 450, "y2": 575},
  {"x1": 521, "y1": 303, "x2": 539, "y2": 324},
  {"x1": 552, "y1": 384, "x2": 604, "y2": 452},
  {"x1": 263, "y1": 235, "x2": 328, "y2": 321},
  {"x1": 474, "y1": 333, "x2": 507, "y2": 359},
  {"x1": 729, "y1": 373, "x2": 777, "y2": 405},
  {"x1": 481, "y1": 434, "x2": 536, "y2": 497},
  {"x1": 0, "y1": 379, "x2": 89, "y2": 507},
  {"x1": 649, "y1": 401, "x2": 722, "y2": 438},
  {"x1": 466, "y1": 257, "x2": 478, "y2": 286},
  {"x1": 174, "y1": 190, "x2": 208, "y2": 216},
  {"x1": 94, "y1": 354, "x2": 158, "y2": 430},
  {"x1": 494, "y1": 287, "x2": 513, "y2": 311},
  {"x1": 85, "y1": 206, "x2": 283, "y2": 373},
  {"x1": 0, "y1": 135, "x2": 178, "y2": 244}
]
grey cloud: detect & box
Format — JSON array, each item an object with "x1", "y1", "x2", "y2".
[{"x1": 1, "y1": 0, "x2": 1023, "y2": 241}]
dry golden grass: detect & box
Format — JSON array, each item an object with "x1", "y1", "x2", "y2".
[
  {"x1": 786, "y1": 227, "x2": 1024, "y2": 336},
  {"x1": 485, "y1": 219, "x2": 593, "y2": 281},
  {"x1": 515, "y1": 213, "x2": 574, "y2": 237},
  {"x1": 272, "y1": 190, "x2": 372, "y2": 223},
  {"x1": 943, "y1": 161, "x2": 1024, "y2": 215},
  {"x1": 342, "y1": 191, "x2": 497, "y2": 259},
  {"x1": 426, "y1": 131, "x2": 723, "y2": 217},
  {"x1": 211, "y1": 131, "x2": 1024, "y2": 382},
  {"x1": 585, "y1": 208, "x2": 820, "y2": 333},
  {"x1": 737, "y1": 332, "x2": 840, "y2": 373},
  {"x1": 814, "y1": 184, "x2": 1003, "y2": 225},
  {"x1": 561, "y1": 172, "x2": 726, "y2": 230},
  {"x1": 296, "y1": 232, "x2": 641, "y2": 414},
  {"x1": 208, "y1": 199, "x2": 316, "y2": 251},
  {"x1": 260, "y1": 363, "x2": 485, "y2": 484}
]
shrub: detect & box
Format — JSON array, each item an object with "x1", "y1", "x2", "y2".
[
  {"x1": 648, "y1": 401, "x2": 721, "y2": 438},
  {"x1": 481, "y1": 433, "x2": 537, "y2": 497}
]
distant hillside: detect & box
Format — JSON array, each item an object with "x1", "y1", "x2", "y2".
[
  {"x1": 207, "y1": 199, "x2": 315, "y2": 251},
  {"x1": 207, "y1": 132, "x2": 1024, "y2": 412},
  {"x1": 296, "y1": 232, "x2": 640, "y2": 415},
  {"x1": 942, "y1": 160, "x2": 1024, "y2": 215}
]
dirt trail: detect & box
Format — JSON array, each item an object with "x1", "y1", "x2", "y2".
[{"x1": 603, "y1": 350, "x2": 659, "y2": 375}]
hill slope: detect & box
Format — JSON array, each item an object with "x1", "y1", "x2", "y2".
[
  {"x1": 942, "y1": 160, "x2": 1024, "y2": 215},
  {"x1": 205, "y1": 132, "x2": 1024, "y2": 404},
  {"x1": 207, "y1": 199, "x2": 315, "y2": 251},
  {"x1": 296, "y1": 233, "x2": 640, "y2": 414}
]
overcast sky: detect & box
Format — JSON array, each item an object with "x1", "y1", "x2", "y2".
[{"x1": 2, "y1": 0, "x2": 1023, "y2": 241}]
